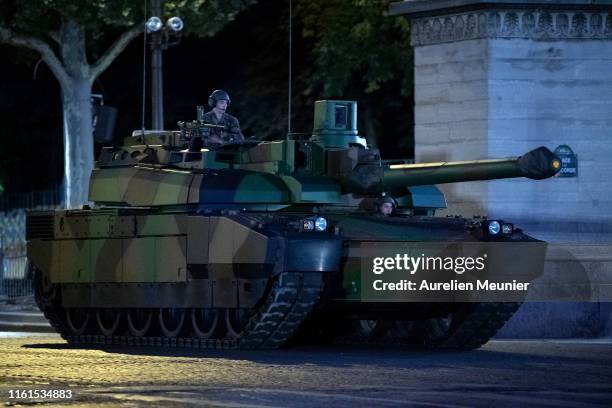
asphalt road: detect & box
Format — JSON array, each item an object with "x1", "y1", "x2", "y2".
[{"x1": 1, "y1": 333, "x2": 611, "y2": 407}]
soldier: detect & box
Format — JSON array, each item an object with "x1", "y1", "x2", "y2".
[
  {"x1": 201, "y1": 89, "x2": 244, "y2": 145},
  {"x1": 376, "y1": 195, "x2": 396, "y2": 216}
]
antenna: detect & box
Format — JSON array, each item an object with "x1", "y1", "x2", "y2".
[
  {"x1": 287, "y1": 0, "x2": 293, "y2": 137},
  {"x1": 140, "y1": 0, "x2": 148, "y2": 133}
]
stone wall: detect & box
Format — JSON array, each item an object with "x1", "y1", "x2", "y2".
[
  {"x1": 414, "y1": 39, "x2": 490, "y2": 218},
  {"x1": 392, "y1": 1, "x2": 612, "y2": 337},
  {"x1": 411, "y1": 9, "x2": 612, "y2": 243}
]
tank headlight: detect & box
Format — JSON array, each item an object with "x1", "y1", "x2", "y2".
[
  {"x1": 487, "y1": 220, "x2": 501, "y2": 235},
  {"x1": 302, "y1": 220, "x2": 314, "y2": 231},
  {"x1": 145, "y1": 16, "x2": 163, "y2": 33},
  {"x1": 502, "y1": 223, "x2": 514, "y2": 235},
  {"x1": 314, "y1": 217, "x2": 328, "y2": 231}
]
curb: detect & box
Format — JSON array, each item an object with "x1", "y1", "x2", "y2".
[{"x1": 0, "y1": 311, "x2": 54, "y2": 333}]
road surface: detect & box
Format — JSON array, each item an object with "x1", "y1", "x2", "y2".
[{"x1": 1, "y1": 333, "x2": 611, "y2": 407}]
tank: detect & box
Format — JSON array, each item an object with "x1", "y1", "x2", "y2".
[{"x1": 26, "y1": 100, "x2": 561, "y2": 350}]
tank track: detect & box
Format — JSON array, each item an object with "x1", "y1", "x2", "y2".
[
  {"x1": 35, "y1": 271, "x2": 324, "y2": 350},
  {"x1": 35, "y1": 266, "x2": 518, "y2": 350},
  {"x1": 333, "y1": 302, "x2": 521, "y2": 350}
]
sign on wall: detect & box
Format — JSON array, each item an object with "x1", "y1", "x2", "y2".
[{"x1": 553, "y1": 145, "x2": 578, "y2": 178}]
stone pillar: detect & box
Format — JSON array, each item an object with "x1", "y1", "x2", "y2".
[
  {"x1": 390, "y1": 0, "x2": 612, "y2": 243},
  {"x1": 390, "y1": 0, "x2": 612, "y2": 338}
]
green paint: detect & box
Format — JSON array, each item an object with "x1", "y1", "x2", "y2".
[{"x1": 233, "y1": 174, "x2": 290, "y2": 203}]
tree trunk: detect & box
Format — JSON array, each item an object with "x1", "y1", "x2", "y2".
[
  {"x1": 61, "y1": 78, "x2": 94, "y2": 209},
  {"x1": 59, "y1": 20, "x2": 93, "y2": 209},
  {"x1": 2, "y1": 19, "x2": 143, "y2": 209}
]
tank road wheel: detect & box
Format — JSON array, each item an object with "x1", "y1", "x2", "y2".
[
  {"x1": 422, "y1": 309, "x2": 477, "y2": 349},
  {"x1": 127, "y1": 308, "x2": 153, "y2": 337},
  {"x1": 32, "y1": 267, "x2": 57, "y2": 308},
  {"x1": 354, "y1": 319, "x2": 391, "y2": 339},
  {"x1": 95, "y1": 309, "x2": 122, "y2": 336},
  {"x1": 420, "y1": 303, "x2": 521, "y2": 350},
  {"x1": 426, "y1": 315, "x2": 453, "y2": 342},
  {"x1": 224, "y1": 308, "x2": 250, "y2": 339},
  {"x1": 388, "y1": 321, "x2": 419, "y2": 340},
  {"x1": 65, "y1": 308, "x2": 91, "y2": 335},
  {"x1": 191, "y1": 308, "x2": 221, "y2": 339},
  {"x1": 158, "y1": 308, "x2": 186, "y2": 337}
]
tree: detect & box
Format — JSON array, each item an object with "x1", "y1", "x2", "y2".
[
  {"x1": 295, "y1": 0, "x2": 413, "y2": 155},
  {"x1": 0, "y1": 0, "x2": 253, "y2": 208}
]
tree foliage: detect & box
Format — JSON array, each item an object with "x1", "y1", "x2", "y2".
[
  {"x1": 295, "y1": 0, "x2": 414, "y2": 155},
  {"x1": 230, "y1": 0, "x2": 413, "y2": 158},
  {"x1": 0, "y1": 0, "x2": 254, "y2": 206},
  {"x1": 0, "y1": 0, "x2": 255, "y2": 78},
  {"x1": 296, "y1": 0, "x2": 412, "y2": 99},
  {"x1": 1, "y1": 0, "x2": 254, "y2": 41}
]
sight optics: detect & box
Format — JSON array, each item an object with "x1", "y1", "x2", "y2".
[
  {"x1": 314, "y1": 217, "x2": 328, "y2": 232},
  {"x1": 302, "y1": 220, "x2": 314, "y2": 231},
  {"x1": 167, "y1": 16, "x2": 184, "y2": 32},
  {"x1": 145, "y1": 16, "x2": 163, "y2": 33},
  {"x1": 487, "y1": 220, "x2": 501, "y2": 235},
  {"x1": 502, "y1": 223, "x2": 514, "y2": 235}
]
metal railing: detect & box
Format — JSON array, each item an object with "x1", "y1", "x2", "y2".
[
  {"x1": 0, "y1": 186, "x2": 62, "y2": 213},
  {"x1": 0, "y1": 188, "x2": 61, "y2": 298},
  {"x1": 1, "y1": 256, "x2": 31, "y2": 298}
]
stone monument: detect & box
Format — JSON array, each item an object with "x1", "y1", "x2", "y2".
[
  {"x1": 389, "y1": 0, "x2": 612, "y2": 337},
  {"x1": 390, "y1": 0, "x2": 612, "y2": 243}
]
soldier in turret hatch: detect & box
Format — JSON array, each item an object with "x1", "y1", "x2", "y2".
[
  {"x1": 201, "y1": 89, "x2": 244, "y2": 145},
  {"x1": 376, "y1": 195, "x2": 397, "y2": 216}
]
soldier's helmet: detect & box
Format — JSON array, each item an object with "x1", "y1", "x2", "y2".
[
  {"x1": 377, "y1": 195, "x2": 397, "y2": 208},
  {"x1": 208, "y1": 89, "x2": 231, "y2": 108}
]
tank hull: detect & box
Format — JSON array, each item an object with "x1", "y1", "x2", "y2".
[{"x1": 27, "y1": 209, "x2": 544, "y2": 350}]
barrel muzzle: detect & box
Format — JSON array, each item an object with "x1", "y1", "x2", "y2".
[{"x1": 518, "y1": 147, "x2": 562, "y2": 179}]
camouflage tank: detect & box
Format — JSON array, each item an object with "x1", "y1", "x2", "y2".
[{"x1": 26, "y1": 100, "x2": 561, "y2": 350}]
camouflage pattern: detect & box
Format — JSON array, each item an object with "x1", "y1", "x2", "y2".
[
  {"x1": 89, "y1": 130, "x2": 558, "y2": 210},
  {"x1": 25, "y1": 100, "x2": 561, "y2": 350},
  {"x1": 27, "y1": 209, "x2": 340, "y2": 307},
  {"x1": 200, "y1": 110, "x2": 244, "y2": 145}
]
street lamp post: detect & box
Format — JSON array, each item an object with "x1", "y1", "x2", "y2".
[
  {"x1": 145, "y1": 0, "x2": 184, "y2": 130},
  {"x1": 150, "y1": 0, "x2": 163, "y2": 130}
]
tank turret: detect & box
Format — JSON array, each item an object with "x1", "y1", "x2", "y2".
[{"x1": 88, "y1": 100, "x2": 560, "y2": 212}]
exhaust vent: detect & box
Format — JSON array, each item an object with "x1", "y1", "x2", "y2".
[{"x1": 26, "y1": 214, "x2": 55, "y2": 239}]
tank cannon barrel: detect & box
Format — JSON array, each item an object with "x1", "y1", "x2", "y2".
[
  {"x1": 382, "y1": 147, "x2": 561, "y2": 189},
  {"x1": 343, "y1": 147, "x2": 561, "y2": 194}
]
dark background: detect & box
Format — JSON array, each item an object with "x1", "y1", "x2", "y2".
[{"x1": 0, "y1": 0, "x2": 414, "y2": 194}]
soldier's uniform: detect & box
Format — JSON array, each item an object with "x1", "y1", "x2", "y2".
[{"x1": 201, "y1": 111, "x2": 244, "y2": 145}]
